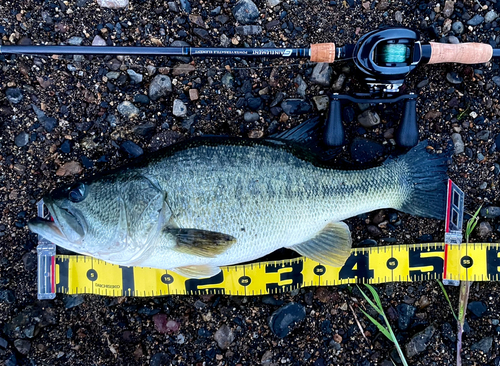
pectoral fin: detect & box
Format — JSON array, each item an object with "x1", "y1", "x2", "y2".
[
  {"x1": 166, "y1": 228, "x2": 236, "y2": 258},
  {"x1": 292, "y1": 222, "x2": 352, "y2": 267},
  {"x1": 172, "y1": 265, "x2": 221, "y2": 279}
]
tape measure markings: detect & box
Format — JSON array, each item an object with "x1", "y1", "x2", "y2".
[{"x1": 40, "y1": 241, "x2": 500, "y2": 297}]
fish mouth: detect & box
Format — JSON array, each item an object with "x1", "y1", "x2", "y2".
[{"x1": 28, "y1": 198, "x2": 86, "y2": 246}]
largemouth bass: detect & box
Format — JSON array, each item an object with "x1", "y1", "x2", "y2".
[{"x1": 28, "y1": 138, "x2": 448, "y2": 278}]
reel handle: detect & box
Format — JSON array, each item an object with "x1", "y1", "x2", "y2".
[
  {"x1": 395, "y1": 98, "x2": 418, "y2": 148},
  {"x1": 427, "y1": 42, "x2": 493, "y2": 64},
  {"x1": 324, "y1": 99, "x2": 346, "y2": 147}
]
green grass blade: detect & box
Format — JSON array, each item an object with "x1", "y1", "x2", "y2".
[
  {"x1": 466, "y1": 206, "x2": 482, "y2": 239},
  {"x1": 364, "y1": 283, "x2": 384, "y2": 310},
  {"x1": 359, "y1": 308, "x2": 392, "y2": 340},
  {"x1": 436, "y1": 280, "x2": 458, "y2": 321},
  {"x1": 357, "y1": 285, "x2": 384, "y2": 316}
]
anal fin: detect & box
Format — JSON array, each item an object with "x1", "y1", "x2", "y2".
[
  {"x1": 292, "y1": 222, "x2": 352, "y2": 267},
  {"x1": 172, "y1": 265, "x2": 221, "y2": 279}
]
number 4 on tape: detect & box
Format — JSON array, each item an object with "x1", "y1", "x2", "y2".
[{"x1": 442, "y1": 179, "x2": 465, "y2": 286}]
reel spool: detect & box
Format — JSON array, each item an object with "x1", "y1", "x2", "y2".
[{"x1": 352, "y1": 28, "x2": 423, "y2": 92}]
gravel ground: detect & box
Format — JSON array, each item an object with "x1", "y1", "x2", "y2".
[{"x1": 1, "y1": 0, "x2": 500, "y2": 365}]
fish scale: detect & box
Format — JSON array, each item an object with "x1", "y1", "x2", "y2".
[{"x1": 140, "y1": 143, "x2": 408, "y2": 269}]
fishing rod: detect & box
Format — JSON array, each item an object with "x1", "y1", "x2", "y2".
[{"x1": 2, "y1": 27, "x2": 499, "y2": 147}]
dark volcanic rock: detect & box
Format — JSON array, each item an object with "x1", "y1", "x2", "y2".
[
  {"x1": 269, "y1": 302, "x2": 306, "y2": 338},
  {"x1": 405, "y1": 326, "x2": 435, "y2": 358}
]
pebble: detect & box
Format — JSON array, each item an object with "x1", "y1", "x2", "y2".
[
  {"x1": 261, "y1": 350, "x2": 274, "y2": 364},
  {"x1": 451, "y1": 133, "x2": 464, "y2": 154},
  {"x1": 452, "y1": 21, "x2": 464, "y2": 34},
  {"x1": 247, "y1": 97, "x2": 262, "y2": 110},
  {"x1": 493, "y1": 76, "x2": 500, "y2": 88},
  {"x1": 60, "y1": 140, "x2": 71, "y2": 153},
  {"x1": 269, "y1": 302, "x2": 306, "y2": 338},
  {"x1": 214, "y1": 324, "x2": 235, "y2": 349},
  {"x1": 417, "y1": 79, "x2": 429, "y2": 88},
  {"x1": 189, "y1": 89, "x2": 199, "y2": 101},
  {"x1": 41, "y1": 117, "x2": 57, "y2": 132},
  {"x1": 222, "y1": 73, "x2": 235, "y2": 89},
  {"x1": 475, "y1": 130, "x2": 490, "y2": 141},
  {"x1": 127, "y1": 69, "x2": 143, "y2": 84},
  {"x1": 15, "y1": 132, "x2": 29, "y2": 147},
  {"x1": 294, "y1": 75, "x2": 307, "y2": 98},
  {"x1": 6, "y1": 88, "x2": 23, "y2": 104},
  {"x1": 134, "y1": 94, "x2": 150, "y2": 104},
  {"x1": 92, "y1": 35, "x2": 106, "y2": 46},
  {"x1": 480, "y1": 206, "x2": 500, "y2": 218},
  {"x1": 446, "y1": 72, "x2": 463, "y2": 84},
  {"x1": 120, "y1": 141, "x2": 143, "y2": 158},
  {"x1": 467, "y1": 15, "x2": 484, "y2": 26},
  {"x1": 332, "y1": 74, "x2": 346, "y2": 91},
  {"x1": 485, "y1": 10, "x2": 498, "y2": 23},
  {"x1": 149, "y1": 75, "x2": 172, "y2": 101},
  {"x1": 471, "y1": 337, "x2": 493, "y2": 353},
  {"x1": 357, "y1": 110, "x2": 380, "y2": 127},
  {"x1": 68, "y1": 36, "x2": 83, "y2": 45},
  {"x1": 448, "y1": 35, "x2": 460, "y2": 44},
  {"x1": 443, "y1": 0, "x2": 454, "y2": 17},
  {"x1": 146, "y1": 65, "x2": 157, "y2": 76},
  {"x1": 478, "y1": 221, "x2": 492, "y2": 237},
  {"x1": 310, "y1": 63, "x2": 332, "y2": 87},
  {"x1": 96, "y1": 0, "x2": 129, "y2": 8},
  {"x1": 173, "y1": 99, "x2": 187, "y2": 117},
  {"x1": 14, "y1": 339, "x2": 31, "y2": 355},
  {"x1": 468, "y1": 301, "x2": 487, "y2": 318},
  {"x1": 235, "y1": 25, "x2": 262, "y2": 35},
  {"x1": 150, "y1": 353, "x2": 169, "y2": 366},
  {"x1": 281, "y1": 100, "x2": 312, "y2": 115},
  {"x1": 153, "y1": 314, "x2": 180, "y2": 334},
  {"x1": 56, "y1": 161, "x2": 83, "y2": 176},
  {"x1": 179, "y1": 0, "x2": 191, "y2": 13},
  {"x1": 117, "y1": 101, "x2": 140, "y2": 118},
  {"x1": 394, "y1": 10, "x2": 403, "y2": 23},
  {"x1": 244, "y1": 111, "x2": 260, "y2": 123},
  {"x1": 0, "y1": 289, "x2": 16, "y2": 304},
  {"x1": 233, "y1": 0, "x2": 260, "y2": 24},
  {"x1": 63, "y1": 295, "x2": 85, "y2": 309},
  {"x1": 172, "y1": 64, "x2": 195, "y2": 76},
  {"x1": 312, "y1": 95, "x2": 329, "y2": 112},
  {"x1": 106, "y1": 71, "x2": 120, "y2": 80},
  {"x1": 133, "y1": 123, "x2": 156, "y2": 138},
  {"x1": 397, "y1": 304, "x2": 416, "y2": 330},
  {"x1": 405, "y1": 325, "x2": 435, "y2": 358}
]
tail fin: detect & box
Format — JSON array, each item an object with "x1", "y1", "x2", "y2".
[{"x1": 396, "y1": 141, "x2": 449, "y2": 220}]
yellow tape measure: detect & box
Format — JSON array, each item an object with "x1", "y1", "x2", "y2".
[{"x1": 37, "y1": 242, "x2": 500, "y2": 298}]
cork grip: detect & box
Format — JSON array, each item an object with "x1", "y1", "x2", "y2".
[
  {"x1": 310, "y1": 43, "x2": 336, "y2": 63},
  {"x1": 428, "y1": 42, "x2": 493, "y2": 64}
]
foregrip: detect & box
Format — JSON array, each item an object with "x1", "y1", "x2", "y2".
[{"x1": 310, "y1": 43, "x2": 336, "y2": 63}]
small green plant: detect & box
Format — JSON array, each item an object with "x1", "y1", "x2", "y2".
[
  {"x1": 457, "y1": 106, "x2": 470, "y2": 121},
  {"x1": 357, "y1": 284, "x2": 408, "y2": 366},
  {"x1": 436, "y1": 279, "x2": 458, "y2": 321},
  {"x1": 457, "y1": 205, "x2": 481, "y2": 366}
]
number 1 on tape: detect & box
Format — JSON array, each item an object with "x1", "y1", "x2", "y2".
[{"x1": 442, "y1": 179, "x2": 465, "y2": 286}]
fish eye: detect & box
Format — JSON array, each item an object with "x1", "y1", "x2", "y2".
[{"x1": 68, "y1": 182, "x2": 86, "y2": 203}]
